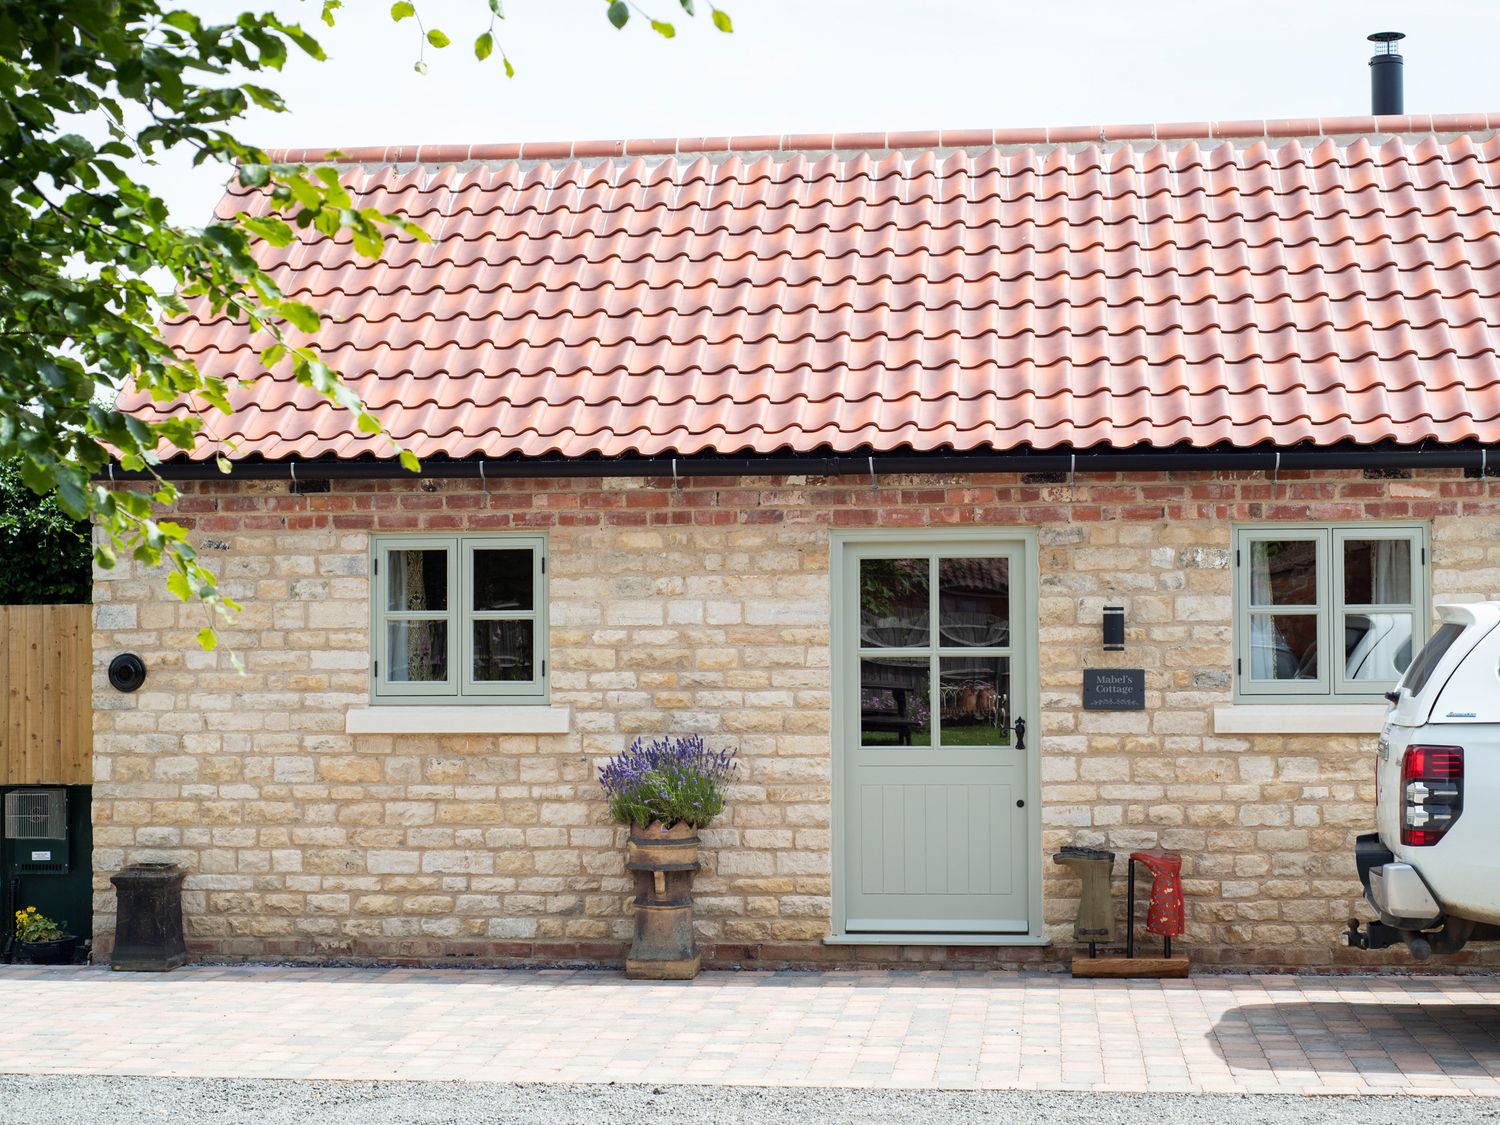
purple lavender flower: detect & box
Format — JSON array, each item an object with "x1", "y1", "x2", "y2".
[{"x1": 598, "y1": 735, "x2": 738, "y2": 829}]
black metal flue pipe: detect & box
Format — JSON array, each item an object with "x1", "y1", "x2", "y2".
[{"x1": 1369, "y1": 31, "x2": 1405, "y2": 115}]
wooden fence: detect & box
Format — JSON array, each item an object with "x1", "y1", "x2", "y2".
[{"x1": 0, "y1": 604, "x2": 91, "y2": 785}]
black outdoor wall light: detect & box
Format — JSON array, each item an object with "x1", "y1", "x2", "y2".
[
  {"x1": 1103, "y1": 605, "x2": 1125, "y2": 651},
  {"x1": 108, "y1": 652, "x2": 147, "y2": 693}
]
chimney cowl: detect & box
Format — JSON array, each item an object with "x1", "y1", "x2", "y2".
[{"x1": 1368, "y1": 31, "x2": 1405, "y2": 116}]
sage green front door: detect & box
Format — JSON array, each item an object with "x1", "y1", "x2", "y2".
[{"x1": 839, "y1": 540, "x2": 1032, "y2": 935}]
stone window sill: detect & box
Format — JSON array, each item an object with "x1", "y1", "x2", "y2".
[
  {"x1": 1212, "y1": 704, "x2": 1388, "y2": 735},
  {"x1": 345, "y1": 705, "x2": 570, "y2": 735},
  {"x1": 824, "y1": 933, "x2": 1050, "y2": 947}
]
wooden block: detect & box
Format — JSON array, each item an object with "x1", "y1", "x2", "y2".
[{"x1": 1070, "y1": 953, "x2": 1189, "y2": 979}]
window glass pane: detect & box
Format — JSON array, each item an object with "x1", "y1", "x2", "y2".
[
  {"x1": 938, "y1": 557, "x2": 1009, "y2": 647},
  {"x1": 1248, "y1": 613, "x2": 1319, "y2": 680},
  {"x1": 1400, "y1": 621, "x2": 1465, "y2": 696},
  {"x1": 473, "y1": 620, "x2": 535, "y2": 682},
  {"x1": 473, "y1": 549, "x2": 534, "y2": 611},
  {"x1": 1249, "y1": 539, "x2": 1318, "y2": 606},
  {"x1": 1343, "y1": 539, "x2": 1412, "y2": 606},
  {"x1": 387, "y1": 549, "x2": 447, "y2": 612},
  {"x1": 387, "y1": 620, "x2": 447, "y2": 682},
  {"x1": 860, "y1": 657, "x2": 930, "y2": 745},
  {"x1": 1344, "y1": 612, "x2": 1415, "y2": 681},
  {"x1": 859, "y1": 558, "x2": 929, "y2": 648},
  {"x1": 939, "y1": 656, "x2": 1010, "y2": 746}
]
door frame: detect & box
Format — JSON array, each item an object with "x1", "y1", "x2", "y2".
[{"x1": 828, "y1": 528, "x2": 1044, "y2": 945}]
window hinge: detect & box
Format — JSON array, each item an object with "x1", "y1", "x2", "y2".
[
  {"x1": 1237, "y1": 657, "x2": 1242, "y2": 676},
  {"x1": 541, "y1": 556, "x2": 546, "y2": 574},
  {"x1": 541, "y1": 658, "x2": 546, "y2": 677},
  {"x1": 373, "y1": 659, "x2": 379, "y2": 677},
  {"x1": 373, "y1": 557, "x2": 378, "y2": 576},
  {"x1": 1235, "y1": 549, "x2": 1240, "y2": 567},
  {"x1": 1422, "y1": 547, "x2": 1426, "y2": 565}
]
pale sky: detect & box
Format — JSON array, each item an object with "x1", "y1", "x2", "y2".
[{"x1": 155, "y1": 1, "x2": 1500, "y2": 222}]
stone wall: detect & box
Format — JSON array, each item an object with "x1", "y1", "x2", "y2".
[{"x1": 90, "y1": 467, "x2": 1500, "y2": 969}]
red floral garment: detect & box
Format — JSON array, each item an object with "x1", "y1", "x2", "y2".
[{"x1": 1131, "y1": 850, "x2": 1185, "y2": 938}]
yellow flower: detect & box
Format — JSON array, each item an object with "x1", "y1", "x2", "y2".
[{"x1": 26, "y1": 907, "x2": 35, "y2": 914}]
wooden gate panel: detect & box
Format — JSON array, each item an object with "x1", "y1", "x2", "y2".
[{"x1": 0, "y1": 604, "x2": 91, "y2": 785}]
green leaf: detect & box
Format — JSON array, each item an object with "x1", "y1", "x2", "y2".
[
  {"x1": 489, "y1": 0, "x2": 505, "y2": 13},
  {"x1": 678, "y1": 0, "x2": 694, "y2": 12},
  {"x1": 607, "y1": 0, "x2": 630, "y2": 29},
  {"x1": 238, "y1": 163, "x2": 271, "y2": 187},
  {"x1": 322, "y1": 1, "x2": 343, "y2": 26},
  {"x1": 390, "y1": 2, "x2": 415, "y2": 19},
  {"x1": 277, "y1": 301, "x2": 321, "y2": 332},
  {"x1": 504, "y1": 56, "x2": 516, "y2": 78},
  {"x1": 651, "y1": 20, "x2": 676, "y2": 37},
  {"x1": 399, "y1": 450, "x2": 421, "y2": 473},
  {"x1": 475, "y1": 32, "x2": 493, "y2": 60},
  {"x1": 711, "y1": 7, "x2": 733, "y2": 31},
  {"x1": 414, "y1": 59, "x2": 429, "y2": 75},
  {"x1": 196, "y1": 627, "x2": 219, "y2": 652},
  {"x1": 426, "y1": 28, "x2": 450, "y2": 48}
]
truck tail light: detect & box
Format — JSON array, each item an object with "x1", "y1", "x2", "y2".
[{"x1": 1401, "y1": 745, "x2": 1464, "y2": 847}]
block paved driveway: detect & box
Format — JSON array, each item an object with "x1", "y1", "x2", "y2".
[{"x1": 1, "y1": 966, "x2": 1499, "y2": 1098}]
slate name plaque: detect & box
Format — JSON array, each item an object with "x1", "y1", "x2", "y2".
[{"x1": 1083, "y1": 668, "x2": 1145, "y2": 710}]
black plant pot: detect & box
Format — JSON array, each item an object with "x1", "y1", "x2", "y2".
[{"x1": 21, "y1": 936, "x2": 78, "y2": 965}]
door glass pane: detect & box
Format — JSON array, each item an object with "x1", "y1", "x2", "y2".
[
  {"x1": 1343, "y1": 539, "x2": 1412, "y2": 606},
  {"x1": 1344, "y1": 612, "x2": 1415, "y2": 681},
  {"x1": 859, "y1": 558, "x2": 929, "y2": 648},
  {"x1": 1248, "y1": 613, "x2": 1319, "y2": 680},
  {"x1": 938, "y1": 557, "x2": 1009, "y2": 647},
  {"x1": 473, "y1": 620, "x2": 535, "y2": 682},
  {"x1": 860, "y1": 657, "x2": 931, "y2": 745},
  {"x1": 1248, "y1": 539, "x2": 1318, "y2": 606},
  {"x1": 387, "y1": 549, "x2": 448, "y2": 612},
  {"x1": 387, "y1": 620, "x2": 447, "y2": 682},
  {"x1": 939, "y1": 656, "x2": 1010, "y2": 746},
  {"x1": 473, "y1": 549, "x2": 534, "y2": 611}
]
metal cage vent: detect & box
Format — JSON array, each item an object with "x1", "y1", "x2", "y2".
[{"x1": 4, "y1": 789, "x2": 67, "y2": 840}]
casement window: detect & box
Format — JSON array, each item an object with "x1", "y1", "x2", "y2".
[
  {"x1": 370, "y1": 535, "x2": 547, "y2": 703},
  {"x1": 1232, "y1": 524, "x2": 1427, "y2": 701}
]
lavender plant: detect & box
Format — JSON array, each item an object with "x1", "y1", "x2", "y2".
[{"x1": 598, "y1": 735, "x2": 738, "y2": 829}]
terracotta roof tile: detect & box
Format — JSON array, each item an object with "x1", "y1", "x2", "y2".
[{"x1": 126, "y1": 121, "x2": 1500, "y2": 463}]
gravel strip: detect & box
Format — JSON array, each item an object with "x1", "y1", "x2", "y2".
[{"x1": 0, "y1": 1075, "x2": 1495, "y2": 1124}]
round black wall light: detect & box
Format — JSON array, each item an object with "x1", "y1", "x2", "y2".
[{"x1": 108, "y1": 653, "x2": 147, "y2": 693}]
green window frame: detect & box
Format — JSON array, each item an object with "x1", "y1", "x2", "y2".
[
  {"x1": 1232, "y1": 523, "x2": 1427, "y2": 702},
  {"x1": 370, "y1": 534, "x2": 548, "y2": 704}
]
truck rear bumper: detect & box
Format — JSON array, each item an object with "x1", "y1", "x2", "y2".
[{"x1": 1355, "y1": 833, "x2": 1444, "y2": 929}]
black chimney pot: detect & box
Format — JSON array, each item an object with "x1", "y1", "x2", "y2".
[{"x1": 1369, "y1": 31, "x2": 1405, "y2": 116}]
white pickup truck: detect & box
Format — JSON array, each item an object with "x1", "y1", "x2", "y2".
[{"x1": 1347, "y1": 602, "x2": 1500, "y2": 960}]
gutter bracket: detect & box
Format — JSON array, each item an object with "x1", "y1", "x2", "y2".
[
  {"x1": 671, "y1": 458, "x2": 681, "y2": 496},
  {"x1": 479, "y1": 459, "x2": 489, "y2": 506},
  {"x1": 289, "y1": 460, "x2": 298, "y2": 495},
  {"x1": 1068, "y1": 452, "x2": 1077, "y2": 505},
  {"x1": 1271, "y1": 451, "x2": 1280, "y2": 500},
  {"x1": 868, "y1": 455, "x2": 878, "y2": 494}
]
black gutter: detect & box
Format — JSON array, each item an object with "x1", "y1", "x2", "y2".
[{"x1": 105, "y1": 444, "x2": 1498, "y2": 481}]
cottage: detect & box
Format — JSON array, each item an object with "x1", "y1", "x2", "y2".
[{"x1": 94, "y1": 117, "x2": 1500, "y2": 970}]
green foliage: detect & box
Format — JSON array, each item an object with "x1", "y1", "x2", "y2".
[
  {"x1": 0, "y1": 0, "x2": 733, "y2": 645},
  {"x1": 14, "y1": 906, "x2": 64, "y2": 943},
  {"x1": 608, "y1": 769, "x2": 724, "y2": 829},
  {"x1": 0, "y1": 460, "x2": 90, "y2": 604}
]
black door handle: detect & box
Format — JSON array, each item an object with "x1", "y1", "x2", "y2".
[{"x1": 1012, "y1": 716, "x2": 1026, "y2": 751}]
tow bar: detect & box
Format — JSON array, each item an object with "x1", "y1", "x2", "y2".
[{"x1": 1345, "y1": 917, "x2": 1435, "y2": 960}]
